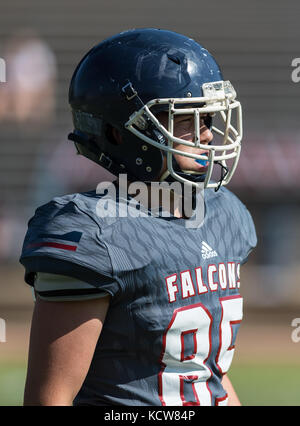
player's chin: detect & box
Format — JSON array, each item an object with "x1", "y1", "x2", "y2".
[{"x1": 183, "y1": 168, "x2": 209, "y2": 178}]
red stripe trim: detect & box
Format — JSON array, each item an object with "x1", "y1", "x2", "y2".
[
  {"x1": 27, "y1": 242, "x2": 77, "y2": 251},
  {"x1": 215, "y1": 393, "x2": 228, "y2": 406}
]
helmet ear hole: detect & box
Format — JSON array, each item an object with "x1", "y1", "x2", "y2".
[{"x1": 105, "y1": 124, "x2": 122, "y2": 146}]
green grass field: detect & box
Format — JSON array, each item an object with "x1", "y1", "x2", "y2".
[
  {"x1": 0, "y1": 361, "x2": 27, "y2": 406},
  {"x1": 0, "y1": 361, "x2": 300, "y2": 406},
  {"x1": 229, "y1": 363, "x2": 300, "y2": 406}
]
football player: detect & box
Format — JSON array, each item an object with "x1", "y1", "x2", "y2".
[{"x1": 20, "y1": 28, "x2": 257, "y2": 406}]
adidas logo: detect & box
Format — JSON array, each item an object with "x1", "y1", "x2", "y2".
[{"x1": 201, "y1": 241, "x2": 218, "y2": 260}]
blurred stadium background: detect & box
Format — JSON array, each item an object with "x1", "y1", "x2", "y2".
[{"x1": 0, "y1": 0, "x2": 300, "y2": 406}]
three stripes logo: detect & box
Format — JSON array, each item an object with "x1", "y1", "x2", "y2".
[{"x1": 201, "y1": 241, "x2": 218, "y2": 260}]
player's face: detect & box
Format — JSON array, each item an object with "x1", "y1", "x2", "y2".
[{"x1": 157, "y1": 112, "x2": 213, "y2": 173}]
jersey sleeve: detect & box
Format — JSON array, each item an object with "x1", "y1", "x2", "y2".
[
  {"x1": 221, "y1": 187, "x2": 257, "y2": 265},
  {"x1": 230, "y1": 194, "x2": 257, "y2": 265},
  {"x1": 19, "y1": 198, "x2": 120, "y2": 300},
  {"x1": 239, "y1": 205, "x2": 257, "y2": 264}
]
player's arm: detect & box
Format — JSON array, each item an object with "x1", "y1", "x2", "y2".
[
  {"x1": 221, "y1": 374, "x2": 241, "y2": 406},
  {"x1": 23, "y1": 294, "x2": 110, "y2": 406}
]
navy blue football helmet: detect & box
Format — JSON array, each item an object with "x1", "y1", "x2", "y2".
[{"x1": 68, "y1": 28, "x2": 242, "y2": 189}]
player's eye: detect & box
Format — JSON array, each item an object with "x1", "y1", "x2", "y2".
[{"x1": 175, "y1": 114, "x2": 212, "y2": 130}]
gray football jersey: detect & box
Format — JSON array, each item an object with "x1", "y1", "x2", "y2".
[{"x1": 20, "y1": 185, "x2": 257, "y2": 406}]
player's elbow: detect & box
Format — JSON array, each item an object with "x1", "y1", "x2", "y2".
[
  {"x1": 23, "y1": 387, "x2": 74, "y2": 406},
  {"x1": 23, "y1": 375, "x2": 76, "y2": 406}
]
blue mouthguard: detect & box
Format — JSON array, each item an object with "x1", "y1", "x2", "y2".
[{"x1": 195, "y1": 158, "x2": 208, "y2": 166}]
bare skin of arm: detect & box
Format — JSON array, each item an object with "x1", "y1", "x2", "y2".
[
  {"x1": 221, "y1": 374, "x2": 241, "y2": 406},
  {"x1": 23, "y1": 294, "x2": 110, "y2": 406}
]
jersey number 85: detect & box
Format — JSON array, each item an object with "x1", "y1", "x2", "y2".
[{"x1": 158, "y1": 295, "x2": 242, "y2": 406}]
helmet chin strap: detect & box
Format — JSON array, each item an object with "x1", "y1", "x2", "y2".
[
  {"x1": 161, "y1": 155, "x2": 206, "y2": 184},
  {"x1": 213, "y1": 161, "x2": 229, "y2": 192},
  {"x1": 159, "y1": 156, "x2": 204, "y2": 213},
  {"x1": 160, "y1": 155, "x2": 229, "y2": 192}
]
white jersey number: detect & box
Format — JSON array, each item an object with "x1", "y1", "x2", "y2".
[{"x1": 158, "y1": 295, "x2": 243, "y2": 406}]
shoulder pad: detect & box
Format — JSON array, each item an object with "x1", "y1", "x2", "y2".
[{"x1": 19, "y1": 194, "x2": 120, "y2": 296}]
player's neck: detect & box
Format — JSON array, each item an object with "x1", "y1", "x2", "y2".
[{"x1": 116, "y1": 178, "x2": 185, "y2": 218}]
